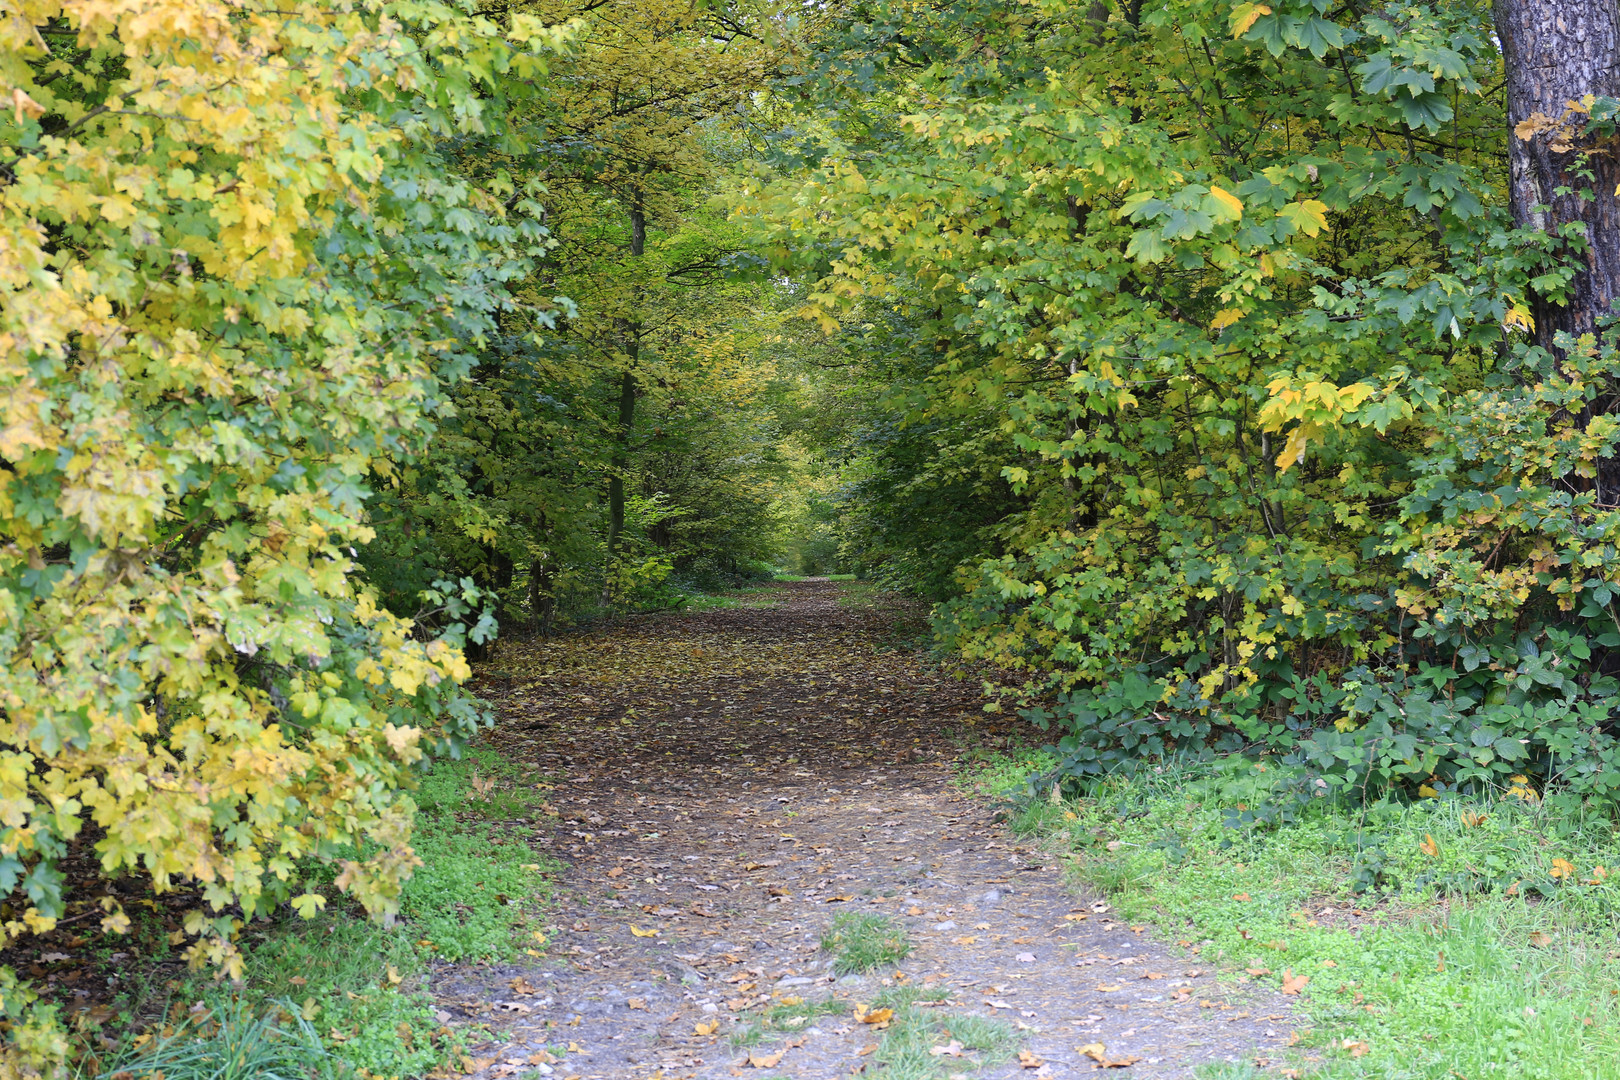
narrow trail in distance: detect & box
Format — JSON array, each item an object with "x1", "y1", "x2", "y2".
[{"x1": 434, "y1": 581, "x2": 1296, "y2": 1079}]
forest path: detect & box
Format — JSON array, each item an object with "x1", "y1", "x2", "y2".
[{"x1": 433, "y1": 581, "x2": 1296, "y2": 1079}]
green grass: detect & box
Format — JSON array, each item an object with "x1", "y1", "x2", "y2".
[
  {"x1": 966, "y1": 749, "x2": 1620, "y2": 1079},
  {"x1": 771, "y1": 572, "x2": 857, "y2": 582},
  {"x1": 677, "y1": 583, "x2": 784, "y2": 611},
  {"x1": 103, "y1": 745, "x2": 559, "y2": 1080},
  {"x1": 820, "y1": 912, "x2": 913, "y2": 974},
  {"x1": 729, "y1": 996, "x2": 848, "y2": 1047},
  {"x1": 866, "y1": 986, "x2": 1019, "y2": 1079},
  {"x1": 89, "y1": 998, "x2": 330, "y2": 1080}
]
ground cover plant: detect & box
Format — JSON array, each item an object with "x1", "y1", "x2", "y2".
[
  {"x1": 969, "y1": 748, "x2": 1620, "y2": 1078},
  {"x1": 820, "y1": 912, "x2": 913, "y2": 974},
  {"x1": 65, "y1": 750, "x2": 557, "y2": 1080}
]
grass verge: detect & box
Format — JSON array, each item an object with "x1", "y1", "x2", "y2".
[
  {"x1": 965, "y1": 749, "x2": 1620, "y2": 1079},
  {"x1": 92, "y1": 745, "x2": 558, "y2": 1080}
]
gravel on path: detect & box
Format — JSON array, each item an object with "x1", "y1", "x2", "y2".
[{"x1": 431, "y1": 581, "x2": 1300, "y2": 1079}]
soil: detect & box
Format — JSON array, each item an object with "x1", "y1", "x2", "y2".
[{"x1": 433, "y1": 580, "x2": 1301, "y2": 1079}]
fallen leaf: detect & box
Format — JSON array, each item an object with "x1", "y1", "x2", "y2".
[
  {"x1": 1342, "y1": 1039, "x2": 1371, "y2": 1058},
  {"x1": 1529, "y1": 931, "x2": 1554, "y2": 947},
  {"x1": 630, "y1": 925, "x2": 658, "y2": 937},
  {"x1": 694, "y1": 1020, "x2": 718, "y2": 1036},
  {"x1": 1245, "y1": 967, "x2": 1271, "y2": 977},
  {"x1": 857, "y1": 1006, "x2": 894, "y2": 1025},
  {"x1": 627, "y1": 997, "x2": 647, "y2": 1010},
  {"x1": 1280, "y1": 970, "x2": 1309, "y2": 994},
  {"x1": 1139, "y1": 972, "x2": 1166, "y2": 980},
  {"x1": 953, "y1": 935, "x2": 979, "y2": 945},
  {"x1": 1233, "y1": 893, "x2": 1251, "y2": 902},
  {"x1": 1550, "y1": 858, "x2": 1576, "y2": 880},
  {"x1": 856, "y1": 1044, "x2": 878, "y2": 1057},
  {"x1": 1094, "y1": 984, "x2": 1122, "y2": 992},
  {"x1": 1419, "y1": 834, "x2": 1439, "y2": 858},
  {"x1": 1080, "y1": 1042, "x2": 1141, "y2": 1068},
  {"x1": 930, "y1": 1041, "x2": 965, "y2": 1058},
  {"x1": 1018, "y1": 1049, "x2": 1044, "y2": 1068},
  {"x1": 746, "y1": 1051, "x2": 783, "y2": 1068},
  {"x1": 607, "y1": 867, "x2": 624, "y2": 878},
  {"x1": 984, "y1": 998, "x2": 1014, "y2": 1010}
]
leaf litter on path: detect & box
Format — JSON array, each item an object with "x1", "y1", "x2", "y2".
[{"x1": 429, "y1": 581, "x2": 1301, "y2": 1078}]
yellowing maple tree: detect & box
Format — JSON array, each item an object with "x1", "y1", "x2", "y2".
[{"x1": 0, "y1": 0, "x2": 570, "y2": 1062}]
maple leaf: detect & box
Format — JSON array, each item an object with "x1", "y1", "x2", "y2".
[{"x1": 1280, "y1": 970, "x2": 1310, "y2": 994}]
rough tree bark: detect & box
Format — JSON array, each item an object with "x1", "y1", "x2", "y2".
[
  {"x1": 1494, "y1": 0, "x2": 1620, "y2": 347},
  {"x1": 1495, "y1": 0, "x2": 1620, "y2": 503}
]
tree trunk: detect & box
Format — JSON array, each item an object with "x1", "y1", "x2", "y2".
[
  {"x1": 605, "y1": 195, "x2": 646, "y2": 564},
  {"x1": 1494, "y1": 0, "x2": 1620, "y2": 347},
  {"x1": 1496, "y1": 0, "x2": 1620, "y2": 504}
]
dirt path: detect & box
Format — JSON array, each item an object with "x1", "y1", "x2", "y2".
[{"x1": 433, "y1": 581, "x2": 1297, "y2": 1079}]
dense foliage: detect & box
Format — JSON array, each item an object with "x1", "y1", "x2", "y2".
[
  {"x1": 361, "y1": 0, "x2": 796, "y2": 630},
  {"x1": 750, "y1": 0, "x2": 1620, "y2": 813},
  {"x1": 0, "y1": 0, "x2": 575, "y2": 1066}
]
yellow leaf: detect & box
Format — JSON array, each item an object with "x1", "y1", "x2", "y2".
[
  {"x1": 1208, "y1": 185, "x2": 1243, "y2": 221},
  {"x1": 1275, "y1": 425, "x2": 1312, "y2": 472},
  {"x1": 1280, "y1": 198, "x2": 1331, "y2": 237},
  {"x1": 1230, "y1": 3, "x2": 1273, "y2": 37},
  {"x1": 1210, "y1": 308, "x2": 1245, "y2": 331},
  {"x1": 694, "y1": 1020, "x2": 717, "y2": 1036},
  {"x1": 1419, "y1": 834, "x2": 1439, "y2": 858},
  {"x1": 630, "y1": 925, "x2": 657, "y2": 937},
  {"x1": 1550, "y1": 858, "x2": 1576, "y2": 880}
]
